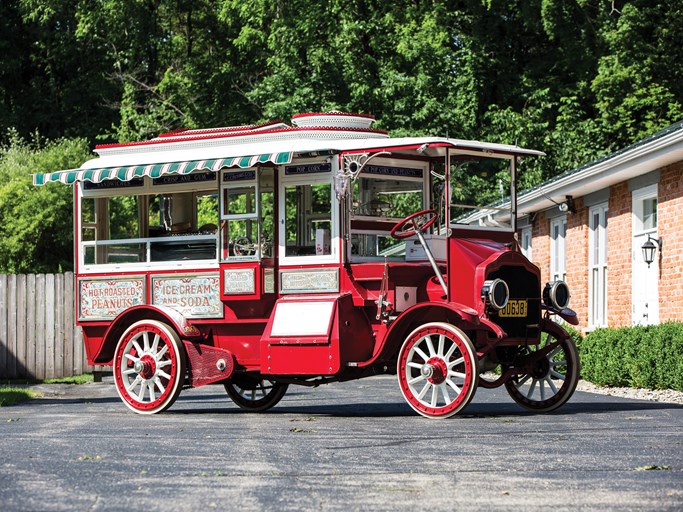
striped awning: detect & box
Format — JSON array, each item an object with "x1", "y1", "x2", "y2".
[{"x1": 33, "y1": 152, "x2": 293, "y2": 186}]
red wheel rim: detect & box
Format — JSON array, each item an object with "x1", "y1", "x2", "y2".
[
  {"x1": 398, "y1": 325, "x2": 476, "y2": 417},
  {"x1": 114, "y1": 323, "x2": 180, "y2": 412}
]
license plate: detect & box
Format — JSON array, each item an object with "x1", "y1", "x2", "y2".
[{"x1": 499, "y1": 299, "x2": 528, "y2": 317}]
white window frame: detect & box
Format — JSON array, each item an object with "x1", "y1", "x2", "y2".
[
  {"x1": 220, "y1": 169, "x2": 261, "y2": 261},
  {"x1": 588, "y1": 203, "x2": 608, "y2": 328},
  {"x1": 77, "y1": 178, "x2": 220, "y2": 273},
  {"x1": 550, "y1": 215, "x2": 567, "y2": 282},
  {"x1": 278, "y1": 164, "x2": 339, "y2": 266},
  {"x1": 520, "y1": 226, "x2": 533, "y2": 262}
]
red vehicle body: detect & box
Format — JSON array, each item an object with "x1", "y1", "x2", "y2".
[{"x1": 34, "y1": 112, "x2": 580, "y2": 418}]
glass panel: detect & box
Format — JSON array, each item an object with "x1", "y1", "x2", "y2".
[
  {"x1": 222, "y1": 218, "x2": 259, "y2": 258},
  {"x1": 643, "y1": 197, "x2": 657, "y2": 230},
  {"x1": 351, "y1": 233, "x2": 405, "y2": 258},
  {"x1": 353, "y1": 178, "x2": 422, "y2": 218},
  {"x1": 449, "y1": 157, "x2": 512, "y2": 228},
  {"x1": 196, "y1": 193, "x2": 218, "y2": 232},
  {"x1": 105, "y1": 242, "x2": 145, "y2": 263},
  {"x1": 285, "y1": 183, "x2": 332, "y2": 257},
  {"x1": 109, "y1": 196, "x2": 139, "y2": 239},
  {"x1": 84, "y1": 246, "x2": 95, "y2": 265},
  {"x1": 224, "y1": 186, "x2": 256, "y2": 216},
  {"x1": 81, "y1": 198, "x2": 95, "y2": 224}
]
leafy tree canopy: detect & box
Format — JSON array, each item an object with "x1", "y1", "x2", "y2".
[{"x1": 0, "y1": 0, "x2": 681, "y2": 272}]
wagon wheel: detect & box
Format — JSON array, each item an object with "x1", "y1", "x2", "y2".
[
  {"x1": 224, "y1": 376, "x2": 288, "y2": 412},
  {"x1": 114, "y1": 320, "x2": 186, "y2": 414},
  {"x1": 504, "y1": 328, "x2": 580, "y2": 412},
  {"x1": 390, "y1": 209, "x2": 438, "y2": 239},
  {"x1": 397, "y1": 322, "x2": 478, "y2": 418}
]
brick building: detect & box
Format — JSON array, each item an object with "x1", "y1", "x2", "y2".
[{"x1": 514, "y1": 121, "x2": 683, "y2": 333}]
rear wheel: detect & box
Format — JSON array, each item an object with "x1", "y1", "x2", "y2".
[
  {"x1": 504, "y1": 328, "x2": 579, "y2": 412},
  {"x1": 224, "y1": 376, "x2": 288, "y2": 412},
  {"x1": 397, "y1": 322, "x2": 478, "y2": 418},
  {"x1": 113, "y1": 320, "x2": 185, "y2": 414}
]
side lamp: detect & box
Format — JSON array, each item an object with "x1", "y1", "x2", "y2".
[{"x1": 641, "y1": 235, "x2": 662, "y2": 268}]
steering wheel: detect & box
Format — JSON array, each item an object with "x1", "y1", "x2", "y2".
[
  {"x1": 233, "y1": 236, "x2": 255, "y2": 256},
  {"x1": 390, "y1": 209, "x2": 439, "y2": 239}
]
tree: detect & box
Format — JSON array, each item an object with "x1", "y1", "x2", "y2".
[{"x1": 0, "y1": 132, "x2": 91, "y2": 273}]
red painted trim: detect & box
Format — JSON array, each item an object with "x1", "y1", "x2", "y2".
[
  {"x1": 95, "y1": 126, "x2": 388, "y2": 150},
  {"x1": 156, "y1": 120, "x2": 285, "y2": 138}
]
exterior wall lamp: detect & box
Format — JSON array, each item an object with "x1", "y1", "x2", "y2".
[{"x1": 641, "y1": 235, "x2": 662, "y2": 268}]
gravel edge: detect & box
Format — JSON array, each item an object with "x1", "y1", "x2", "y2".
[{"x1": 576, "y1": 380, "x2": 683, "y2": 405}]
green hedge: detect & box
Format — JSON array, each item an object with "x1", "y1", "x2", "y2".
[{"x1": 578, "y1": 322, "x2": 683, "y2": 392}]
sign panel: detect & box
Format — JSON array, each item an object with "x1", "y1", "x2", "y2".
[
  {"x1": 79, "y1": 277, "x2": 146, "y2": 321},
  {"x1": 284, "y1": 163, "x2": 331, "y2": 175},
  {"x1": 223, "y1": 268, "x2": 256, "y2": 294},
  {"x1": 151, "y1": 274, "x2": 222, "y2": 318},
  {"x1": 280, "y1": 269, "x2": 339, "y2": 294}
]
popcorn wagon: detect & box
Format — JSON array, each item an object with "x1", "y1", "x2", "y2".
[{"x1": 34, "y1": 112, "x2": 579, "y2": 418}]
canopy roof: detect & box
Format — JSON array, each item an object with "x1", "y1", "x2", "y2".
[{"x1": 33, "y1": 115, "x2": 543, "y2": 186}]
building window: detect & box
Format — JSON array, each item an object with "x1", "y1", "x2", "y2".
[
  {"x1": 588, "y1": 203, "x2": 608, "y2": 328},
  {"x1": 520, "y1": 226, "x2": 532, "y2": 262},
  {"x1": 550, "y1": 216, "x2": 567, "y2": 282}
]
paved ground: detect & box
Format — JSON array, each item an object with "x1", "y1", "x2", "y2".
[{"x1": 1, "y1": 375, "x2": 681, "y2": 511}]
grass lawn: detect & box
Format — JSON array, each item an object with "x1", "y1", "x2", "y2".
[
  {"x1": 0, "y1": 387, "x2": 35, "y2": 407},
  {"x1": 0, "y1": 373, "x2": 94, "y2": 407}
]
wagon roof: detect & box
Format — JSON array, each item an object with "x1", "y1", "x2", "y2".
[{"x1": 33, "y1": 117, "x2": 542, "y2": 186}]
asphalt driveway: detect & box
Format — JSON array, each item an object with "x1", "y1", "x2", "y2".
[{"x1": 1, "y1": 375, "x2": 681, "y2": 511}]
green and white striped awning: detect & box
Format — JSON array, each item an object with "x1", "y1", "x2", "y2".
[{"x1": 33, "y1": 152, "x2": 293, "y2": 186}]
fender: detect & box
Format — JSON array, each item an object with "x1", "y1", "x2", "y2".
[
  {"x1": 358, "y1": 301, "x2": 498, "y2": 368},
  {"x1": 92, "y1": 305, "x2": 203, "y2": 364}
]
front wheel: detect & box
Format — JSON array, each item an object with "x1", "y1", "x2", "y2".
[
  {"x1": 504, "y1": 327, "x2": 580, "y2": 412},
  {"x1": 224, "y1": 377, "x2": 288, "y2": 412},
  {"x1": 397, "y1": 322, "x2": 478, "y2": 418},
  {"x1": 113, "y1": 320, "x2": 186, "y2": 414}
]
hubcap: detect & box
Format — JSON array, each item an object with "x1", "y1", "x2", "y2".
[
  {"x1": 424, "y1": 357, "x2": 448, "y2": 385},
  {"x1": 134, "y1": 355, "x2": 156, "y2": 380}
]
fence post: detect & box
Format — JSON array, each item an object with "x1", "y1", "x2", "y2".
[
  {"x1": 26, "y1": 274, "x2": 36, "y2": 380},
  {"x1": 16, "y1": 274, "x2": 27, "y2": 378},
  {"x1": 0, "y1": 275, "x2": 7, "y2": 379}
]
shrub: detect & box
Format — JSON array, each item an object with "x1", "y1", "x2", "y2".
[{"x1": 580, "y1": 322, "x2": 683, "y2": 391}]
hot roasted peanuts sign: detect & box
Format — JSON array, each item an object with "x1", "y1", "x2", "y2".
[
  {"x1": 151, "y1": 274, "x2": 222, "y2": 318},
  {"x1": 79, "y1": 278, "x2": 146, "y2": 320}
]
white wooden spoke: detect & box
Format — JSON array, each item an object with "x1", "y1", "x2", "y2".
[
  {"x1": 412, "y1": 345, "x2": 429, "y2": 362},
  {"x1": 408, "y1": 374, "x2": 427, "y2": 385},
  {"x1": 437, "y1": 335, "x2": 446, "y2": 358},
  {"x1": 425, "y1": 335, "x2": 436, "y2": 358},
  {"x1": 155, "y1": 344, "x2": 169, "y2": 360},
  {"x1": 440, "y1": 384, "x2": 451, "y2": 404},
  {"x1": 448, "y1": 370, "x2": 466, "y2": 380},
  {"x1": 157, "y1": 369, "x2": 171, "y2": 380},
  {"x1": 526, "y1": 379, "x2": 538, "y2": 399},
  {"x1": 417, "y1": 381, "x2": 432, "y2": 400},
  {"x1": 132, "y1": 339, "x2": 143, "y2": 356},
  {"x1": 124, "y1": 353, "x2": 138, "y2": 363},
  {"x1": 157, "y1": 359, "x2": 172, "y2": 369},
  {"x1": 142, "y1": 331, "x2": 150, "y2": 352},
  {"x1": 444, "y1": 342, "x2": 457, "y2": 360},
  {"x1": 447, "y1": 356, "x2": 464, "y2": 369},
  {"x1": 516, "y1": 374, "x2": 531, "y2": 388},
  {"x1": 154, "y1": 377, "x2": 166, "y2": 395},
  {"x1": 445, "y1": 378, "x2": 461, "y2": 395},
  {"x1": 126, "y1": 375, "x2": 142, "y2": 393},
  {"x1": 407, "y1": 362, "x2": 423, "y2": 370},
  {"x1": 151, "y1": 334, "x2": 160, "y2": 354}
]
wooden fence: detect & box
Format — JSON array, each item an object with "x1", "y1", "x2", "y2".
[{"x1": 0, "y1": 272, "x2": 94, "y2": 380}]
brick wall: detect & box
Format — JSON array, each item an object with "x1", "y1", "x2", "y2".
[
  {"x1": 607, "y1": 181, "x2": 632, "y2": 328},
  {"x1": 565, "y1": 197, "x2": 588, "y2": 329},
  {"x1": 658, "y1": 161, "x2": 683, "y2": 323},
  {"x1": 527, "y1": 160, "x2": 683, "y2": 332}
]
